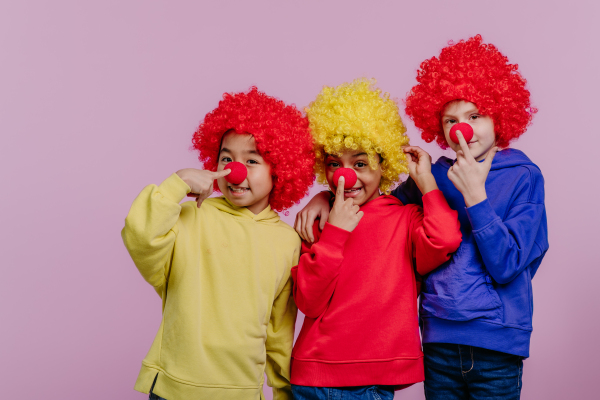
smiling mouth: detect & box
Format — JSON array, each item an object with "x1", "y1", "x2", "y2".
[
  {"x1": 228, "y1": 186, "x2": 250, "y2": 195},
  {"x1": 344, "y1": 187, "x2": 362, "y2": 197}
]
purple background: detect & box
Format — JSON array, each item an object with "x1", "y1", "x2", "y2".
[{"x1": 2, "y1": 1, "x2": 599, "y2": 398}]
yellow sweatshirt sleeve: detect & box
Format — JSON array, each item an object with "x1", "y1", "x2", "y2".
[
  {"x1": 121, "y1": 173, "x2": 191, "y2": 296},
  {"x1": 265, "y1": 273, "x2": 298, "y2": 400}
]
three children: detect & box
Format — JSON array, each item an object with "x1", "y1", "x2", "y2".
[{"x1": 123, "y1": 34, "x2": 548, "y2": 400}]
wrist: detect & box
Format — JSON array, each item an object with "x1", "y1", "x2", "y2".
[
  {"x1": 415, "y1": 174, "x2": 438, "y2": 194},
  {"x1": 463, "y1": 189, "x2": 487, "y2": 207}
]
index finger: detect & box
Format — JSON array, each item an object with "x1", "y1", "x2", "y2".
[
  {"x1": 334, "y1": 176, "x2": 345, "y2": 204},
  {"x1": 456, "y1": 131, "x2": 475, "y2": 161},
  {"x1": 212, "y1": 169, "x2": 231, "y2": 178}
]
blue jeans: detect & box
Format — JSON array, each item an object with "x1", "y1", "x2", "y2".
[
  {"x1": 423, "y1": 343, "x2": 523, "y2": 400},
  {"x1": 292, "y1": 384, "x2": 395, "y2": 400}
]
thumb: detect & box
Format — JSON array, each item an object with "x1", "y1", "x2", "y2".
[{"x1": 484, "y1": 147, "x2": 498, "y2": 169}]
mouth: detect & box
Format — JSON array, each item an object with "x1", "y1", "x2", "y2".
[
  {"x1": 343, "y1": 187, "x2": 363, "y2": 198},
  {"x1": 228, "y1": 186, "x2": 250, "y2": 197}
]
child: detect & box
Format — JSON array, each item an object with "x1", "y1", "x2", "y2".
[
  {"x1": 295, "y1": 36, "x2": 549, "y2": 400},
  {"x1": 121, "y1": 87, "x2": 315, "y2": 400},
  {"x1": 290, "y1": 79, "x2": 462, "y2": 400}
]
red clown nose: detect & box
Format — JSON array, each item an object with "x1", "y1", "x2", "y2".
[
  {"x1": 223, "y1": 162, "x2": 247, "y2": 185},
  {"x1": 449, "y1": 123, "x2": 474, "y2": 144},
  {"x1": 333, "y1": 168, "x2": 358, "y2": 190}
]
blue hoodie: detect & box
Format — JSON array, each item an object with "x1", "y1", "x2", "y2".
[{"x1": 392, "y1": 149, "x2": 548, "y2": 357}]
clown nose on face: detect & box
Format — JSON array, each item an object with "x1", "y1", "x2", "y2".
[
  {"x1": 449, "y1": 123, "x2": 474, "y2": 144},
  {"x1": 333, "y1": 168, "x2": 358, "y2": 190},
  {"x1": 223, "y1": 162, "x2": 247, "y2": 185}
]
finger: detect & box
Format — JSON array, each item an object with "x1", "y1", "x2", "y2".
[
  {"x1": 456, "y1": 132, "x2": 474, "y2": 161},
  {"x1": 356, "y1": 210, "x2": 364, "y2": 221},
  {"x1": 295, "y1": 212, "x2": 305, "y2": 240},
  {"x1": 306, "y1": 210, "x2": 319, "y2": 242},
  {"x1": 352, "y1": 204, "x2": 360, "y2": 214},
  {"x1": 319, "y1": 208, "x2": 329, "y2": 231},
  {"x1": 334, "y1": 176, "x2": 345, "y2": 203},
  {"x1": 212, "y1": 169, "x2": 231, "y2": 178}
]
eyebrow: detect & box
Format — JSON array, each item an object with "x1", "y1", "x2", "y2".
[
  {"x1": 443, "y1": 109, "x2": 480, "y2": 118},
  {"x1": 220, "y1": 147, "x2": 261, "y2": 155}
]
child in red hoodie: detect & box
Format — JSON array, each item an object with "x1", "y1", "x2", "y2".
[{"x1": 291, "y1": 79, "x2": 462, "y2": 399}]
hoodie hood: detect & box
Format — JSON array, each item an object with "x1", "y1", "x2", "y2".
[
  {"x1": 435, "y1": 148, "x2": 537, "y2": 172},
  {"x1": 204, "y1": 196, "x2": 281, "y2": 224}
]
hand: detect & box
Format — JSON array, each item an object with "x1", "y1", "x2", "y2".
[
  {"x1": 294, "y1": 191, "x2": 331, "y2": 242},
  {"x1": 176, "y1": 168, "x2": 231, "y2": 208},
  {"x1": 327, "y1": 176, "x2": 364, "y2": 232},
  {"x1": 404, "y1": 146, "x2": 438, "y2": 194},
  {"x1": 447, "y1": 132, "x2": 498, "y2": 207}
]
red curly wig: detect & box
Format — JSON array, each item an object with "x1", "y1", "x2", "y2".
[
  {"x1": 192, "y1": 87, "x2": 315, "y2": 212},
  {"x1": 405, "y1": 34, "x2": 537, "y2": 149}
]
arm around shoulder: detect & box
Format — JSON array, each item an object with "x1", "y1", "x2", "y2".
[
  {"x1": 411, "y1": 190, "x2": 462, "y2": 275},
  {"x1": 121, "y1": 173, "x2": 191, "y2": 290}
]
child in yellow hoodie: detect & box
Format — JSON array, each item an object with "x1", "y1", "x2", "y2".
[{"x1": 122, "y1": 87, "x2": 315, "y2": 400}]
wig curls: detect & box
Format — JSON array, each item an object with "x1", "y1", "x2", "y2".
[
  {"x1": 307, "y1": 78, "x2": 409, "y2": 194},
  {"x1": 405, "y1": 34, "x2": 537, "y2": 149},
  {"x1": 192, "y1": 87, "x2": 315, "y2": 212}
]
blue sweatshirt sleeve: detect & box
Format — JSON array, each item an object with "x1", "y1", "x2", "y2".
[
  {"x1": 466, "y1": 167, "x2": 549, "y2": 284},
  {"x1": 391, "y1": 177, "x2": 423, "y2": 206}
]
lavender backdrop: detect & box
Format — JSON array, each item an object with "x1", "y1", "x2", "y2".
[{"x1": 1, "y1": 1, "x2": 599, "y2": 398}]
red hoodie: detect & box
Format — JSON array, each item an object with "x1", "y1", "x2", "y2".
[{"x1": 291, "y1": 191, "x2": 461, "y2": 387}]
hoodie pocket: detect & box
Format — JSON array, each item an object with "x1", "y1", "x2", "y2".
[{"x1": 420, "y1": 241, "x2": 502, "y2": 321}]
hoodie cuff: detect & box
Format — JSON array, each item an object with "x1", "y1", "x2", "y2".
[
  {"x1": 421, "y1": 189, "x2": 452, "y2": 214},
  {"x1": 466, "y1": 198, "x2": 500, "y2": 231},
  {"x1": 319, "y1": 222, "x2": 352, "y2": 251},
  {"x1": 158, "y1": 173, "x2": 191, "y2": 204}
]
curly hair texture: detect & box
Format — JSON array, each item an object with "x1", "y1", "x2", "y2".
[
  {"x1": 307, "y1": 78, "x2": 410, "y2": 194},
  {"x1": 405, "y1": 34, "x2": 537, "y2": 149},
  {"x1": 192, "y1": 87, "x2": 315, "y2": 212}
]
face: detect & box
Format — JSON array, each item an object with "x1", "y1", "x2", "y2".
[
  {"x1": 216, "y1": 131, "x2": 273, "y2": 214},
  {"x1": 441, "y1": 100, "x2": 496, "y2": 161},
  {"x1": 325, "y1": 150, "x2": 382, "y2": 206}
]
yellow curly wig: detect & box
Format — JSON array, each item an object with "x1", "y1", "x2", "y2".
[{"x1": 306, "y1": 78, "x2": 409, "y2": 194}]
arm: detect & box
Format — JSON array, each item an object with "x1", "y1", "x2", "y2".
[
  {"x1": 291, "y1": 177, "x2": 360, "y2": 318},
  {"x1": 292, "y1": 222, "x2": 351, "y2": 318},
  {"x1": 467, "y1": 169, "x2": 548, "y2": 284},
  {"x1": 265, "y1": 275, "x2": 298, "y2": 400},
  {"x1": 294, "y1": 191, "x2": 331, "y2": 242},
  {"x1": 121, "y1": 173, "x2": 191, "y2": 294},
  {"x1": 410, "y1": 190, "x2": 462, "y2": 275}
]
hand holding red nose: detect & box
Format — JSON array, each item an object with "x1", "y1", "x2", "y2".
[
  {"x1": 223, "y1": 162, "x2": 247, "y2": 184},
  {"x1": 333, "y1": 168, "x2": 357, "y2": 189}
]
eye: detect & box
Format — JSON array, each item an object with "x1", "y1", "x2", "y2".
[
  {"x1": 247, "y1": 159, "x2": 259, "y2": 165},
  {"x1": 220, "y1": 156, "x2": 232, "y2": 163},
  {"x1": 355, "y1": 161, "x2": 368, "y2": 168},
  {"x1": 445, "y1": 118, "x2": 457, "y2": 125},
  {"x1": 470, "y1": 114, "x2": 480, "y2": 120},
  {"x1": 327, "y1": 161, "x2": 340, "y2": 168}
]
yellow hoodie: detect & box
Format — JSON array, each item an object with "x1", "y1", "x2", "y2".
[{"x1": 121, "y1": 173, "x2": 299, "y2": 400}]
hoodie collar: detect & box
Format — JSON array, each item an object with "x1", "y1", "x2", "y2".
[{"x1": 208, "y1": 196, "x2": 281, "y2": 223}]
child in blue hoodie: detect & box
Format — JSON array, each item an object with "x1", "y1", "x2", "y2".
[{"x1": 294, "y1": 35, "x2": 548, "y2": 399}]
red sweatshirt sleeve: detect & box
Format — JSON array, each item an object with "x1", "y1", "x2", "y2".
[
  {"x1": 291, "y1": 222, "x2": 351, "y2": 319},
  {"x1": 410, "y1": 190, "x2": 462, "y2": 275}
]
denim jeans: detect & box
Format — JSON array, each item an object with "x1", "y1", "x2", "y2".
[
  {"x1": 292, "y1": 384, "x2": 395, "y2": 400},
  {"x1": 423, "y1": 343, "x2": 523, "y2": 400}
]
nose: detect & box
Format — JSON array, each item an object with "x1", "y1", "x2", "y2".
[
  {"x1": 449, "y1": 122, "x2": 474, "y2": 144},
  {"x1": 333, "y1": 168, "x2": 358, "y2": 189},
  {"x1": 223, "y1": 162, "x2": 247, "y2": 184}
]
